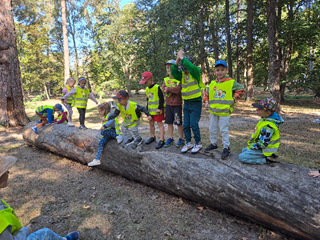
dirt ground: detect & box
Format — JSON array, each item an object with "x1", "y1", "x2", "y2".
[{"x1": 1, "y1": 95, "x2": 319, "y2": 240}]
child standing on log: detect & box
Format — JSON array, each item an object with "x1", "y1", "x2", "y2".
[
  {"x1": 171, "y1": 50, "x2": 206, "y2": 154},
  {"x1": 204, "y1": 60, "x2": 244, "y2": 159},
  {"x1": 62, "y1": 77, "x2": 98, "y2": 130},
  {"x1": 238, "y1": 98, "x2": 284, "y2": 164},
  {"x1": 62, "y1": 77, "x2": 76, "y2": 127},
  {"x1": 162, "y1": 60, "x2": 184, "y2": 148},
  {"x1": 31, "y1": 104, "x2": 64, "y2": 134},
  {"x1": 139, "y1": 71, "x2": 166, "y2": 149},
  {"x1": 107, "y1": 90, "x2": 152, "y2": 149},
  {"x1": 88, "y1": 103, "x2": 122, "y2": 167}
]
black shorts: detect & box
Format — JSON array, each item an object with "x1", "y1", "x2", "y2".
[{"x1": 165, "y1": 105, "x2": 183, "y2": 125}]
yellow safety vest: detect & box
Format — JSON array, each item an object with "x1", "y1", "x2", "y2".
[
  {"x1": 104, "y1": 113, "x2": 121, "y2": 135},
  {"x1": 0, "y1": 199, "x2": 22, "y2": 235},
  {"x1": 62, "y1": 85, "x2": 75, "y2": 106},
  {"x1": 36, "y1": 105, "x2": 54, "y2": 118},
  {"x1": 74, "y1": 86, "x2": 89, "y2": 109},
  {"x1": 181, "y1": 70, "x2": 206, "y2": 100},
  {"x1": 56, "y1": 112, "x2": 68, "y2": 123},
  {"x1": 164, "y1": 77, "x2": 180, "y2": 98},
  {"x1": 117, "y1": 101, "x2": 139, "y2": 128},
  {"x1": 247, "y1": 120, "x2": 280, "y2": 157},
  {"x1": 146, "y1": 84, "x2": 164, "y2": 115},
  {"x1": 208, "y1": 78, "x2": 235, "y2": 117}
]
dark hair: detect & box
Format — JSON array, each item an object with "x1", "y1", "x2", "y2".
[
  {"x1": 215, "y1": 64, "x2": 227, "y2": 69},
  {"x1": 98, "y1": 103, "x2": 111, "y2": 117}
]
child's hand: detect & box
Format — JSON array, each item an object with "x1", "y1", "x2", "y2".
[
  {"x1": 163, "y1": 88, "x2": 167, "y2": 94},
  {"x1": 100, "y1": 126, "x2": 105, "y2": 130},
  {"x1": 147, "y1": 116, "x2": 152, "y2": 121},
  {"x1": 177, "y1": 49, "x2": 184, "y2": 60},
  {"x1": 205, "y1": 102, "x2": 209, "y2": 110},
  {"x1": 308, "y1": 170, "x2": 320, "y2": 178},
  {"x1": 156, "y1": 109, "x2": 161, "y2": 114}
]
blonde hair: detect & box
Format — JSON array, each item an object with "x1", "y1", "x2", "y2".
[
  {"x1": 66, "y1": 77, "x2": 76, "y2": 85},
  {"x1": 98, "y1": 102, "x2": 111, "y2": 117}
]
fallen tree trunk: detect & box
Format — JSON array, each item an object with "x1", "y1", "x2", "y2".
[{"x1": 23, "y1": 122, "x2": 320, "y2": 240}]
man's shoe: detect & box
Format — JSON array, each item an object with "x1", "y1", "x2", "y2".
[
  {"x1": 134, "y1": 137, "x2": 143, "y2": 146},
  {"x1": 164, "y1": 138, "x2": 174, "y2": 147},
  {"x1": 31, "y1": 126, "x2": 39, "y2": 134},
  {"x1": 145, "y1": 136, "x2": 156, "y2": 145},
  {"x1": 125, "y1": 138, "x2": 134, "y2": 145},
  {"x1": 156, "y1": 140, "x2": 165, "y2": 149},
  {"x1": 88, "y1": 159, "x2": 101, "y2": 167},
  {"x1": 204, "y1": 143, "x2": 218, "y2": 152},
  {"x1": 191, "y1": 142, "x2": 202, "y2": 154},
  {"x1": 181, "y1": 142, "x2": 193, "y2": 153},
  {"x1": 221, "y1": 147, "x2": 231, "y2": 159},
  {"x1": 116, "y1": 135, "x2": 123, "y2": 144},
  {"x1": 175, "y1": 138, "x2": 185, "y2": 147}
]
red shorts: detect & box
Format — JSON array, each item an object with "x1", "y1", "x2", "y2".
[{"x1": 151, "y1": 109, "x2": 165, "y2": 122}]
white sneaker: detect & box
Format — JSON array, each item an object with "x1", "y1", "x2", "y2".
[
  {"x1": 68, "y1": 122, "x2": 75, "y2": 127},
  {"x1": 116, "y1": 135, "x2": 123, "y2": 144},
  {"x1": 181, "y1": 142, "x2": 193, "y2": 153},
  {"x1": 88, "y1": 159, "x2": 101, "y2": 167},
  {"x1": 191, "y1": 142, "x2": 202, "y2": 154}
]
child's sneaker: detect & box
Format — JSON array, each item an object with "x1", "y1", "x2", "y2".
[
  {"x1": 204, "y1": 143, "x2": 218, "y2": 152},
  {"x1": 221, "y1": 147, "x2": 231, "y2": 159},
  {"x1": 79, "y1": 125, "x2": 87, "y2": 130},
  {"x1": 134, "y1": 137, "x2": 143, "y2": 146},
  {"x1": 31, "y1": 126, "x2": 39, "y2": 134},
  {"x1": 67, "y1": 122, "x2": 75, "y2": 127},
  {"x1": 175, "y1": 138, "x2": 185, "y2": 147},
  {"x1": 36, "y1": 120, "x2": 41, "y2": 124},
  {"x1": 64, "y1": 231, "x2": 80, "y2": 240},
  {"x1": 145, "y1": 136, "x2": 156, "y2": 145},
  {"x1": 116, "y1": 135, "x2": 123, "y2": 144},
  {"x1": 88, "y1": 159, "x2": 101, "y2": 167},
  {"x1": 164, "y1": 138, "x2": 174, "y2": 147},
  {"x1": 125, "y1": 138, "x2": 134, "y2": 145},
  {"x1": 181, "y1": 142, "x2": 193, "y2": 153},
  {"x1": 156, "y1": 140, "x2": 165, "y2": 149},
  {"x1": 191, "y1": 142, "x2": 202, "y2": 154}
]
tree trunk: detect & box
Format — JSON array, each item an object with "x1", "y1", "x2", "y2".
[
  {"x1": 199, "y1": 4, "x2": 207, "y2": 84},
  {"x1": 44, "y1": 83, "x2": 50, "y2": 100},
  {"x1": 0, "y1": 0, "x2": 30, "y2": 128},
  {"x1": 236, "y1": 0, "x2": 241, "y2": 83},
  {"x1": 22, "y1": 123, "x2": 320, "y2": 240},
  {"x1": 267, "y1": 0, "x2": 281, "y2": 104},
  {"x1": 209, "y1": 5, "x2": 219, "y2": 62},
  {"x1": 61, "y1": 0, "x2": 70, "y2": 84},
  {"x1": 226, "y1": 0, "x2": 233, "y2": 77},
  {"x1": 246, "y1": 0, "x2": 254, "y2": 102},
  {"x1": 68, "y1": 9, "x2": 80, "y2": 79}
]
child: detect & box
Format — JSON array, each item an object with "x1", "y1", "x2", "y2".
[
  {"x1": 62, "y1": 77, "x2": 76, "y2": 126},
  {"x1": 139, "y1": 71, "x2": 166, "y2": 149},
  {"x1": 88, "y1": 103, "x2": 122, "y2": 167},
  {"x1": 204, "y1": 60, "x2": 244, "y2": 159},
  {"x1": 238, "y1": 98, "x2": 284, "y2": 164},
  {"x1": 62, "y1": 77, "x2": 98, "y2": 129},
  {"x1": 0, "y1": 155, "x2": 80, "y2": 240},
  {"x1": 31, "y1": 104, "x2": 64, "y2": 134},
  {"x1": 54, "y1": 109, "x2": 68, "y2": 124},
  {"x1": 171, "y1": 50, "x2": 206, "y2": 154},
  {"x1": 107, "y1": 90, "x2": 152, "y2": 149},
  {"x1": 312, "y1": 117, "x2": 320, "y2": 126},
  {"x1": 162, "y1": 60, "x2": 184, "y2": 147}
]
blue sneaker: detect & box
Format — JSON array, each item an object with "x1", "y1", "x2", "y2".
[
  {"x1": 36, "y1": 120, "x2": 41, "y2": 124},
  {"x1": 175, "y1": 138, "x2": 185, "y2": 147},
  {"x1": 64, "y1": 231, "x2": 80, "y2": 240},
  {"x1": 31, "y1": 126, "x2": 39, "y2": 134},
  {"x1": 164, "y1": 138, "x2": 174, "y2": 147}
]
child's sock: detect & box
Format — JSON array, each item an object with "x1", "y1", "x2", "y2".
[{"x1": 64, "y1": 231, "x2": 80, "y2": 240}]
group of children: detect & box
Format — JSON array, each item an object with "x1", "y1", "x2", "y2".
[{"x1": 30, "y1": 50, "x2": 293, "y2": 168}]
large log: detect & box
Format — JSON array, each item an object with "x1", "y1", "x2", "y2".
[{"x1": 23, "y1": 122, "x2": 320, "y2": 240}]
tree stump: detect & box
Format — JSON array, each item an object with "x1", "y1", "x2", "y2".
[{"x1": 23, "y1": 122, "x2": 320, "y2": 240}]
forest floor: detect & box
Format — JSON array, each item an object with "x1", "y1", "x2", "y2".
[{"x1": 1, "y1": 91, "x2": 320, "y2": 240}]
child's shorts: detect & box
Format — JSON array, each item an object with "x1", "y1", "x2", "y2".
[
  {"x1": 151, "y1": 109, "x2": 165, "y2": 122},
  {"x1": 165, "y1": 105, "x2": 182, "y2": 125}
]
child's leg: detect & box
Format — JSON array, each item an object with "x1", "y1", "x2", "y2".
[
  {"x1": 219, "y1": 116, "x2": 231, "y2": 149},
  {"x1": 157, "y1": 121, "x2": 165, "y2": 141},
  {"x1": 63, "y1": 103, "x2": 73, "y2": 122},
  {"x1": 26, "y1": 228, "x2": 65, "y2": 240},
  {"x1": 95, "y1": 129, "x2": 116, "y2": 160},
  {"x1": 77, "y1": 108, "x2": 86, "y2": 126},
  {"x1": 178, "y1": 125, "x2": 184, "y2": 139},
  {"x1": 168, "y1": 124, "x2": 174, "y2": 139},
  {"x1": 209, "y1": 114, "x2": 218, "y2": 145},
  {"x1": 189, "y1": 101, "x2": 202, "y2": 143},
  {"x1": 149, "y1": 118, "x2": 155, "y2": 138},
  {"x1": 183, "y1": 102, "x2": 192, "y2": 142},
  {"x1": 174, "y1": 106, "x2": 183, "y2": 139},
  {"x1": 121, "y1": 125, "x2": 133, "y2": 140},
  {"x1": 35, "y1": 112, "x2": 48, "y2": 128},
  {"x1": 130, "y1": 126, "x2": 141, "y2": 140},
  {"x1": 238, "y1": 148, "x2": 267, "y2": 164}
]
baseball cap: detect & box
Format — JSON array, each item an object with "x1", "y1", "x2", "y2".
[
  {"x1": 215, "y1": 60, "x2": 228, "y2": 68},
  {"x1": 112, "y1": 90, "x2": 129, "y2": 99},
  {"x1": 252, "y1": 98, "x2": 279, "y2": 112},
  {"x1": 139, "y1": 72, "x2": 153, "y2": 85},
  {"x1": 54, "y1": 104, "x2": 64, "y2": 112},
  {"x1": 164, "y1": 59, "x2": 176, "y2": 65}
]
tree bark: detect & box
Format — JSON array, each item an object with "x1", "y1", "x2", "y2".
[
  {"x1": 61, "y1": 0, "x2": 70, "y2": 84},
  {"x1": 246, "y1": 0, "x2": 254, "y2": 102},
  {"x1": 199, "y1": 4, "x2": 207, "y2": 84},
  {"x1": 236, "y1": 0, "x2": 241, "y2": 83},
  {"x1": 0, "y1": 0, "x2": 30, "y2": 128},
  {"x1": 226, "y1": 0, "x2": 232, "y2": 77},
  {"x1": 267, "y1": 0, "x2": 281, "y2": 104},
  {"x1": 23, "y1": 122, "x2": 320, "y2": 240}
]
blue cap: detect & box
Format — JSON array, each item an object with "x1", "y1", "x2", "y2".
[
  {"x1": 164, "y1": 59, "x2": 175, "y2": 65},
  {"x1": 215, "y1": 60, "x2": 227, "y2": 68},
  {"x1": 54, "y1": 104, "x2": 64, "y2": 112}
]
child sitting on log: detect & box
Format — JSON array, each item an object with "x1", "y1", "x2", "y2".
[
  {"x1": 54, "y1": 109, "x2": 68, "y2": 124},
  {"x1": 238, "y1": 98, "x2": 284, "y2": 164},
  {"x1": 107, "y1": 90, "x2": 152, "y2": 149},
  {"x1": 88, "y1": 102, "x2": 122, "y2": 167},
  {"x1": 31, "y1": 104, "x2": 64, "y2": 134}
]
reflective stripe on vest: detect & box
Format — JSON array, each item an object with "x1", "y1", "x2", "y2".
[
  {"x1": 74, "y1": 86, "x2": 89, "y2": 109},
  {"x1": 62, "y1": 85, "x2": 75, "y2": 105},
  {"x1": 247, "y1": 120, "x2": 280, "y2": 157},
  {"x1": 181, "y1": 70, "x2": 206, "y2": 100},
  {"x1": 36, "y1": 105, "x2": 54, "y2": 114},
  {"x1": 208, "y1": 79, "x2": 235, "y2": 117},
  {"x1": 0, "y1": 199, "x2": 22, "y2": 235},
  {"x1": 56, "y1": 113, "x2": 68, "y2": 123},
  {"x1": 146, "y1": 84, "x2": 164, "y2": 115},
  {"x1": 164, "y1": 77, "x2": 180, "y2": 97},
  {"x1": 104, "y1": 113, "x2": 121, "y2": 135},
  {"x1": 117, "y1": 101, "x2": 139, "y2": 128}
]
